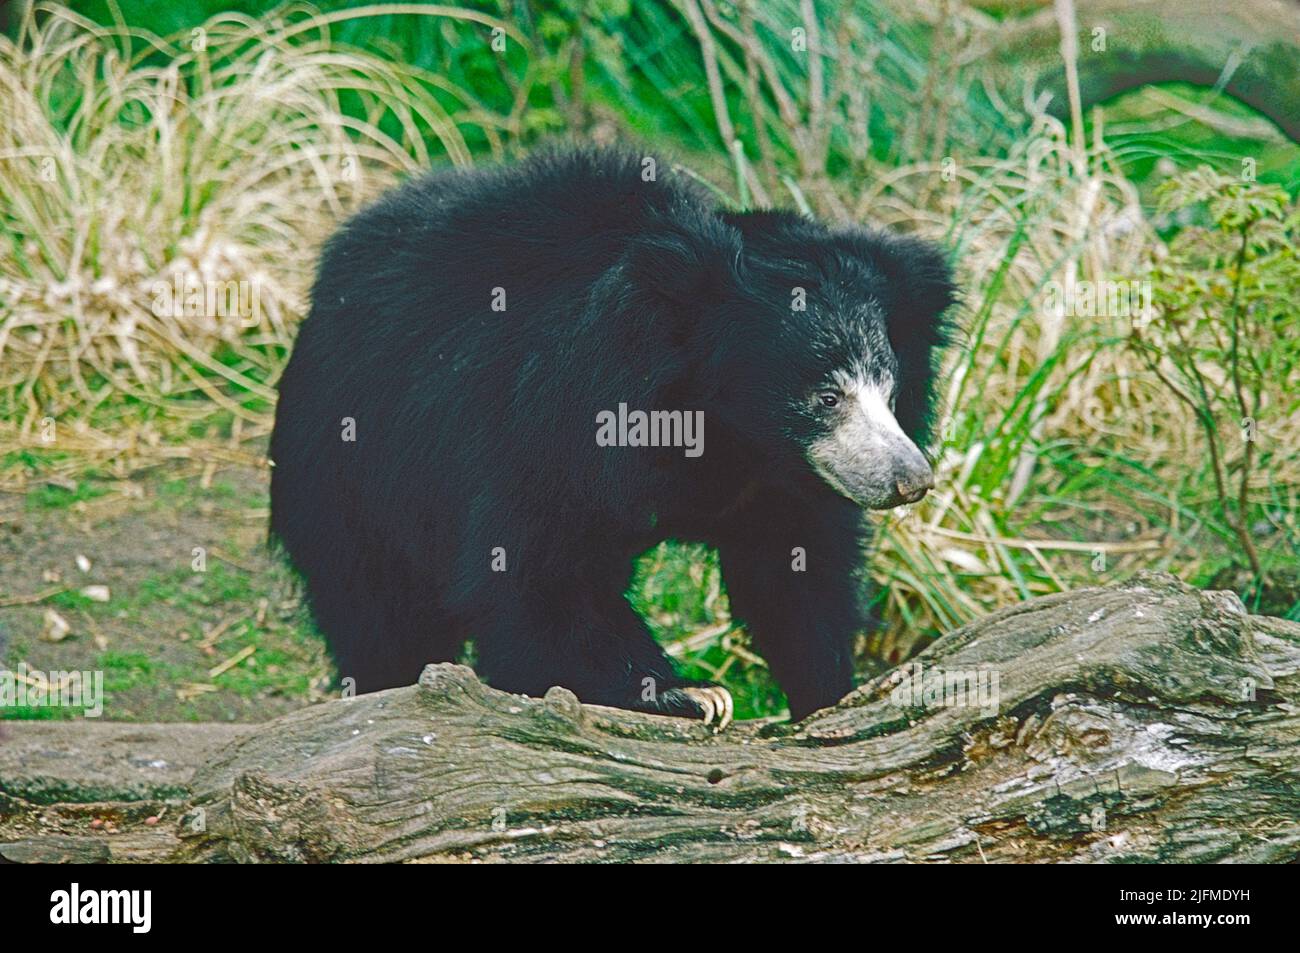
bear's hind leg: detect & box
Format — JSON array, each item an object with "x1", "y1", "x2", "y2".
[{"x1": 304, "y1": 563, "x2": 461, "y2": 695}]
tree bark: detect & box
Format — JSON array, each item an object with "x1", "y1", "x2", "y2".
[{"x1": 2, "y1": 571, "x2": 1298, "y2": 863}]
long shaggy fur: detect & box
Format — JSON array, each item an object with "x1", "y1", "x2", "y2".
[{"x1": 270, "y1": 145, "x2": 955, "y2": 720}]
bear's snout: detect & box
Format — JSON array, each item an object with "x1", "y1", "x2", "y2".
[
  {"x1": 806, "y1": 383, "x2": 937, "y2": 510},
  {"x1": 878, "y1": 439, "x2": 933, "y2": 508},
  {"x1": 893, "y1": 458, "x2": 934, "y2": 505}
]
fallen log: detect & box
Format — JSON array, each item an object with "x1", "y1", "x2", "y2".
[
  {"x1": 985, "y1": 0, "x2": 1300, "y2": 142},
  {"x1": 2, "y1": 571, "x2": 1298, "y2": 863}
]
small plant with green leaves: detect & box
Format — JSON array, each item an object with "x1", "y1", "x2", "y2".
[{"x1": 1131, "y1": 166, "x2": 1299, "y2": 597}]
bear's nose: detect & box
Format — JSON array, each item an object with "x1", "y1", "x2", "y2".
[{"x1": 895, "y1": 468, "x2": 934, "y2": 505}]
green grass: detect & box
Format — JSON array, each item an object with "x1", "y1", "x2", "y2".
[
  {"x1": 628, "y1": 541, "x2": 787, "y2": 720},
  {"x1": 25, "y1": 481, "x2": 109, "y2": 510},
  {"x1": 1098, "y1": 83, "x2": 1300, "y2": 205},
  {"x1": 0, "y1": 704, "x2": 77, "y2": 720}
]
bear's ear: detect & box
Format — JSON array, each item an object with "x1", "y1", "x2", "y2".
[
  {"x1": 622, "y1": 218, "x2": 742, "y2": 308},
  {"x1": 874, "y1": 236, "x2": 960, "y2": 447}
]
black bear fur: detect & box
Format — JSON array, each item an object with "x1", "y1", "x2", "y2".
[{"x1": 270, "y1": 145, "x2": 956, "y2": 721}]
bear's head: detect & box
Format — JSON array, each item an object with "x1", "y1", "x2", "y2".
[{"x1": 624, "y1": 206, "x2": 958, "y2": 511}]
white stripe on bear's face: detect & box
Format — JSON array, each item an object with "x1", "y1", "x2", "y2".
[
  {"x1": 806, "y1": 371, "x2": 932, "y2": 510},
  {"x1": 853, "y1": 375, "x2": 905, "y2": 440}
]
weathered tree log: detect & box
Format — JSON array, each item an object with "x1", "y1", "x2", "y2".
[
  {"x1": 2, "y1": 571, "x2": 1298, "y2": 863},
  {"x1": 983, "y1": 0, "x2": 1300, "y2": 142}
]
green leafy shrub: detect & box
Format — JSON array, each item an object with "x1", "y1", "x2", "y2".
[{"x1": 1132, "y1": 166, "x2": 1299, "y2": 604}]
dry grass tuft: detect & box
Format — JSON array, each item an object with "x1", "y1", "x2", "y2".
[{"x1": 0, "y1": 2, "x2": 520, "y2": 462}]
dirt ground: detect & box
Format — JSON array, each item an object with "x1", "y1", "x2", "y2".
[
  {"x1": 0, "y1": 447, "x2": 332, "y2": 723},
  {"x1": 0, "y1": 435, "x2": 786, "y2": 724}
]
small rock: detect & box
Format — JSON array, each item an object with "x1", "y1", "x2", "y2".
[{"x1": 42, "y1": 609, "x2": 72, "y2": 642}]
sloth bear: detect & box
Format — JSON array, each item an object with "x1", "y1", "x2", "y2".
[{"x1": 270, "y1": 146, "x2": 956, "y2": 725}]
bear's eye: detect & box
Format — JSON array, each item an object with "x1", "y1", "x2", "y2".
[{"x1": 818, "y1": 391, "x2": 841, "y2": 409}]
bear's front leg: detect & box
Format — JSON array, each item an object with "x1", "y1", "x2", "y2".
[
  {"x1": 645, "y1": 683, "x2": 734, "y2": 729},
  {"x1": 714, "y1": 490, "x2": 870, "y2": 721},
  {"x1": 474, "y1": 581, "x2": 734, "y2": 728}
]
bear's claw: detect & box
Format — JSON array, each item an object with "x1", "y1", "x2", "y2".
[{"x1": 679, "y1": 685, "x2": 734, "y2": 731}]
